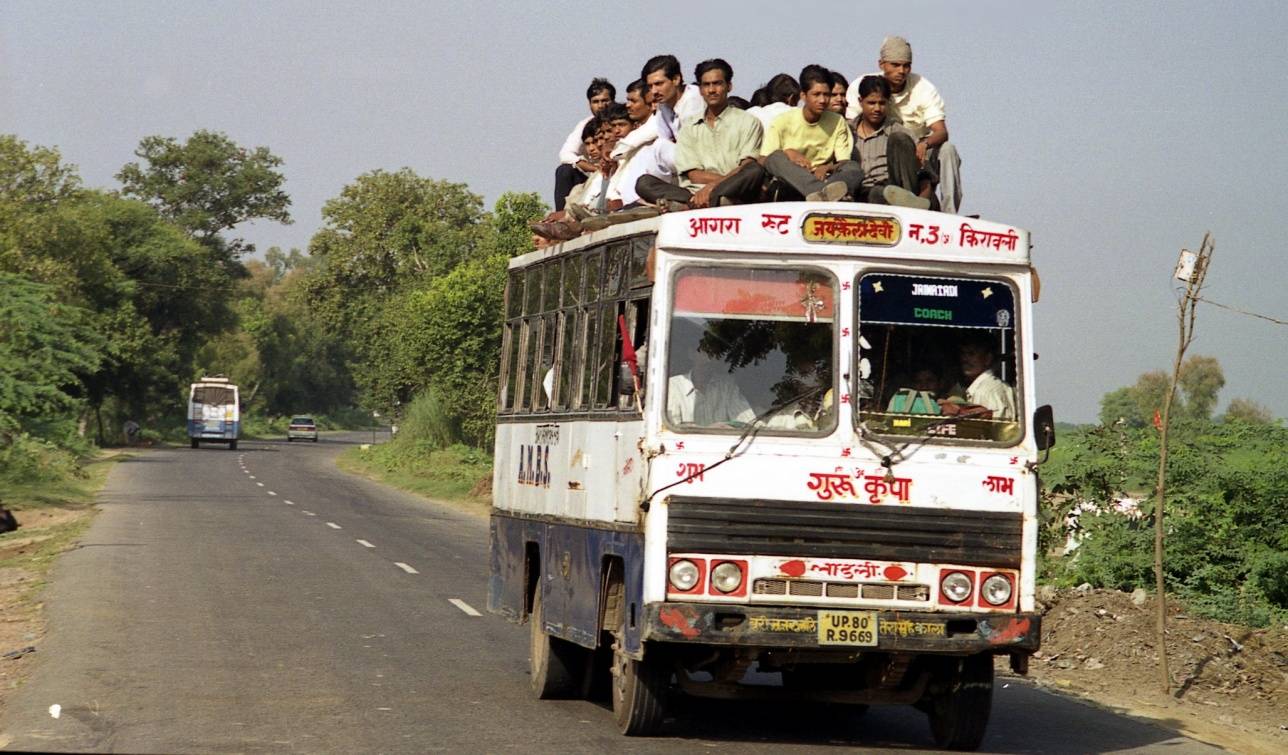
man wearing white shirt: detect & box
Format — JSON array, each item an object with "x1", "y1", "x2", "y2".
[
  {"x1": 667, "y1": 347, "x2": 755, "y2": 428},
  {"x1": 611, "y1": 55, "x2": 703, "y2": 205},
  {"x1": 554, "y1": 78, "x2": 615, "y2": 211},
  {"x1": 845, "y1": 36, "x2": 963, "y2": 214},
  {"x1": 938, "y1": 336, "x2": 1016, "y2": 420}
]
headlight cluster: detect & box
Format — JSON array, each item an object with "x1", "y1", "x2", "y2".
[
  {"x1": 667, "y1": 558, "x2": 745, "y2": 595},
  {"x1": 940, "y1": 571, "x2": 973, "y2": 603}
]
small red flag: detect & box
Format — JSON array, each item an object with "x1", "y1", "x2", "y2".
[
  {"x1": 1152, "y1": 409, "x2": 1163, "y2": 431},
  {"x1": 617, "y1": 314, "x2": 638, "y2": 378}
]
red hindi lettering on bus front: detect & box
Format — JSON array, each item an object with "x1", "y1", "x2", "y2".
[{"x1": 761, "y1": 213, "x2": 790, "y2": 234}]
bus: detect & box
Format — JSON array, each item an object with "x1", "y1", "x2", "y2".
[
  {"x1": 187, "y1": 376, "x2": 240, "y2": 450},
  {"x1": 488, "y1": 202, "x2": 1054, "y2": 749}
]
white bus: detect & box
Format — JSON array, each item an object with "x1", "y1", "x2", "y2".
[
  {"x1": 187, "y1": 376, "x2": 240, "y2": 450},
  {"x1": 488, "y1": 202, "x2": 1054, "y2": 749}
]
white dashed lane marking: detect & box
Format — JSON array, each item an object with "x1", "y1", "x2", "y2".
[
  {"x1": 303, "y1": 511, "x2": 317, "y2": 517},
  {"x1": 256, "y1": 482, "x2": 264, "y2": 487},
  {"x1": 449, "y1": 599, "x2": 481, "y2": 617},
  {"x1": 356, "y1": 540, "x2": 375, "y2": 548},
  {"x1": 284, "y1": 500, "x2": 294, "y2": 505},
  {"x1": 326, "y1": 522, "x2": 342, "y2": 530},
  {"x1": 394, "y1": 562, "x2": 419, "y2": 575},
  {"x1": 249, "y1": 476, "x2": 255, "y2": 479},
  {"x1": 267, "y1": 491, "x2": 277, "y2": 496}
]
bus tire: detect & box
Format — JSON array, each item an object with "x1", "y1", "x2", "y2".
[
  {"x1": 229, "y1": 440, "x2": 238, "y2": 451},
  {"x1": 610, "y1": 598, "x2": 666, "y2": 735},
  {"x1": 925, "y1": 653, "x2": 993, "y2": 751},
  {"x1": 529, "y1": 587, "x2": 583, "y2": 699},
  {"x1": 190, "y1": 438, "x2": 199, "y2": 449}
]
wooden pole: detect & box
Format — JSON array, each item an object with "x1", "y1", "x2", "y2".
[{"x1": 1154, "y1": 232, "x2": 1213, "y2": 694}]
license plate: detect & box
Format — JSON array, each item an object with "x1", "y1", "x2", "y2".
[{"x1": 817, "y1": 610, "x2": 878, "y2": 646}]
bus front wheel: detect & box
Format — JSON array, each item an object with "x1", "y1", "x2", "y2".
[
  {"x1": 925, "y1": 653, "x2": 993, "y2": 751},
  {"x1": 609, "y1": 596, "x2": 666, "y2": 735},
  {"x1": 529, "y1": 586, "x2": 584, "y2": 699}
]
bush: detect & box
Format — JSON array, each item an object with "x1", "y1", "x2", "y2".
[
  {"x1": 1042, "y1": 421, "x2": 1288, "y2": 626},
  {"x1": 0, "y1": 433, "x2": 85, "y2": 485}
]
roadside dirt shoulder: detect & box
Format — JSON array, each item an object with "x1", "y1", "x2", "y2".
[
  {"x1": 1028, "y1": 587, "x2": 1286, "y2": 754},
  {"x1": 0, "y1": 504, "x2": 97, "y2": 722}
]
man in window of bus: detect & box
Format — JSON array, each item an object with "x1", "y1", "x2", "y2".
[
  {"x1": 636, "y1": 58, "x2": 765, "y2": 210},
  {"x1": 554, "y1": 78, "x2": 615, "y2": 211},
  {"x1": 668, "y1": 333, "x2": 756, "y2": 428},
  {"x1": 761, "y1": 65, "x2": 864, "y2": 202},
  {"x1": 937, "y1": 336, "x2": 1016, "y2": 420},
  {"x1": 852, "y1": 75, "x2": 935, "y2": 210},
  {"x1": 845, "y1": 36, "x2": 963, "y2": 214}
]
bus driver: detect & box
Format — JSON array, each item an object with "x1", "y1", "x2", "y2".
[{"x1": 667, "y1": 330, "x2": 755, "y2": 428}]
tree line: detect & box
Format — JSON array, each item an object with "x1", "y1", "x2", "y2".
[{"x1": 1, "y1": 130, "x2": 545, "y2": 485}]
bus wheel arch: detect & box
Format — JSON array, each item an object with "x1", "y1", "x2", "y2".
[
  {"x1": 604, "y1": 558, "x2": 668, "y2": 735},
  {"x1": 527, "y1": 544, "x2": 587, "y2": 699}
]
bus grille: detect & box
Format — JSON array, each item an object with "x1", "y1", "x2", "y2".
[
  {"x1": 666, "y1": 496, "x2": 1023, "y2": 568},
  {"x1": 753, "y1": 579, "x2": 930, "y2": 602}
]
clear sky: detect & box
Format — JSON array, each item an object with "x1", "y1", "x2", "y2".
[{"x1": 3, "y1": 0, "x2": 1285, "y2": 423}]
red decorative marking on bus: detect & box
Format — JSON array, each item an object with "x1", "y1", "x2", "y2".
[
  {"x1": 982, "y1": 476, "x2": 1014, "y2": 495},
  {"x1": 1009, "y1": 456, "x2": 1019, "y2": 465},
  {"x1": 840, "y1": 447, "x2": 852, "y2": 458},
  {"x1": 985, "y1": 617, "x2": 1031, "y2": 645},
  {"x1": 780, "y1": 559, "x2": 807, "y2": 577},
  {"x1": 621, "y1": 458, "x2": 634, "y2": 475},
  {"x1": 883, "y1": 565, "x2": 908, "y2": 581},
  {"x1": 658, "y1": 606, "x2": 701, "y2": 638},
  {"x1": 841, "y1": 327, "x2": 850, "y2": 337},
  {"x1": 675, "y1": 441, "x2": 685, "y2": 450}
]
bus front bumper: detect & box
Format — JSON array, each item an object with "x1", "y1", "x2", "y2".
[{"x1": 644, "y1": 602, "x2": 1040, "y2": 654}]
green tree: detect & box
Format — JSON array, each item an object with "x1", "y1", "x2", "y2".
[
  {"x1": 1223, "y1": 397, "x2": 1274, "y2": 425},
  {"x1": 1098, "y1": 370, "x2": 1172, "y2": 427},
  {"x1": 116, "y1": 130, "x2": 292, "y2": 254},
  {"x1": 0, "y1": 273, "x2": 102, "y2": 437},
  {"x1": 1177, "y1": 354, "x2": 1224, "y2": 421}
]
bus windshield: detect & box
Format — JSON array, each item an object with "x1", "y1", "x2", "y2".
[
  {"x1": 856, "y1": 272, "x2": 1021, "y2": 444},
  {"x1": 666, "y1": 267, "x2": 835, "y2": 433}
]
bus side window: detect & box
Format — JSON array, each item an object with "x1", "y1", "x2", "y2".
[
  {"x1": 498, "y1": 322, "x2": 520, "y2": 411},
  {"x1": 516, "y1": 318, "x2": 533, "y2": 412},
  {"x1": 592, "y1": 304, "x2": 615, "y2": 408},
  {"x1": 555, "y1": 310, "x2": 575, "y2": 410},
  {"x1": 580, "y1": 306, "x2": 599, "y2": 410}
]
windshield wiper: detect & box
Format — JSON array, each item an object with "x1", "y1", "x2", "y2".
[
  {"x1": 857, "y1": 410, "x2": 975, "y2": 478},
  {"x1": 641, "y1": 385, "x2": 825, "y2": 512}
]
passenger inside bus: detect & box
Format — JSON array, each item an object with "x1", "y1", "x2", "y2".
[{"x1": 666, "y1": 321, "x2": 756, "y2": 428}]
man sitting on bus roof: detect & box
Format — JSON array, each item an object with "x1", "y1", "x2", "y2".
[
  {"x1": 610, "y1": 55, "x2": 704, "y2": 204},
  {"x1": 636, "y1": 58, "x2": 765, "y2": 210},
  {"x1": 761, "y1": 64, "x2": 864, "y2": 202},
  {"x1": 746, "y1": 73, "x2": 799, "y2": 132},
  {"x1": 554, "y1": 77, "x2": 615, "y2": 212},
  {"x1": 852, "y1": 75, "x2": 935, "y2": 209},
  {"x1": 846, "y1": 36, "x2": 963, "y2": 214}
]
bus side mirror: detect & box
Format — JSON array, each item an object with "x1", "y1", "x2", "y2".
[
  {"x1": 1033, "y1": 404, "x2": 1056, "y2": 451},
  {"x1": 618, "y1": 362, "x2": 636, "y2": 396}
]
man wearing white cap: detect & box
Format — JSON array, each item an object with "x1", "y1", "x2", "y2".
[{"x1": 846, "y1": 36, "x2": 963, "y2": 214}]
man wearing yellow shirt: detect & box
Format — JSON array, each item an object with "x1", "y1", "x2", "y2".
[{"x1": 761, "y1": 65, "x2": 865, "y2": 202}]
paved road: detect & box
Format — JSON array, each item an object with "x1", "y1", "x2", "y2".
[{"x1": 0, "y1": 434, "x2": 1223, "y2": 753}]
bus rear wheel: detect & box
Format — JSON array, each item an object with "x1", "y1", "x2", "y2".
[
  {"x1": 609, "y1": 593, "x2": 667, "y2": 735},
  {"x1": 925, "y1": 653, "x2": 993, "y2": 751},
  {"x1": 190, "y1": 438, "x2": 199, "y2": 449},
  {"x1": 229, "y1": 440, "x2": 237, "y2": 451},
  {"x1": 529, "y1": 587, "x2": 584, "y2": 699}
]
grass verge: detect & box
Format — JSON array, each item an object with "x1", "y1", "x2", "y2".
[{"x1": 336, "y1": 441, "x2": 493, "y2": 513}]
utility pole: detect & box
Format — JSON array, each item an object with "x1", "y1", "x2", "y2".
[{"x1": 1154, "y1": 232, "x2": 1214, "y2": 694}]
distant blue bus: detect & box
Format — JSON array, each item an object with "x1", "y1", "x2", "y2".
[{"x1": 187, "y1": 376, "x2": 240, "y2": 450}]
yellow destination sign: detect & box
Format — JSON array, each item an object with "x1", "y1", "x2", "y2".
[{"x1": 801, "y1": 213, "x2": 901, "y2": 246}]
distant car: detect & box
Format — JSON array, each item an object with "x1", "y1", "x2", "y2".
[{"x1": 287, "y1": 416, "x2": 318, "y2": 442}]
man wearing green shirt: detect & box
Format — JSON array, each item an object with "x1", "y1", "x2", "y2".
[
  {"x1": 761, "y1": 64, "x2": 864, "y2": 202},
  {"x1": 636, "y1": 58, "x2": 766, "y2": 209}
]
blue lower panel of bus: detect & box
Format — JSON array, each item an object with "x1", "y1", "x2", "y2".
[
  {"x1": 187, "y1": 420, "x2": 239, "y2": 440},
  {"x1": 489, "y1": 512, "x2": 644, "y2": 656}
]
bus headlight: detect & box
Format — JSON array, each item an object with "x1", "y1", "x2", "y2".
[
  {"x1": 710, "y1": 562, "x2": 743, "y2": 594},
  {"x1": 669, "y1": 560, "x2": 701, "y2": 592},
  {"x1": 982, "y1": 574, "x2": 1013, "y2": 606},
  {"x1": 940, "y1": 571, "x2": 973, "y2": 603}
]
